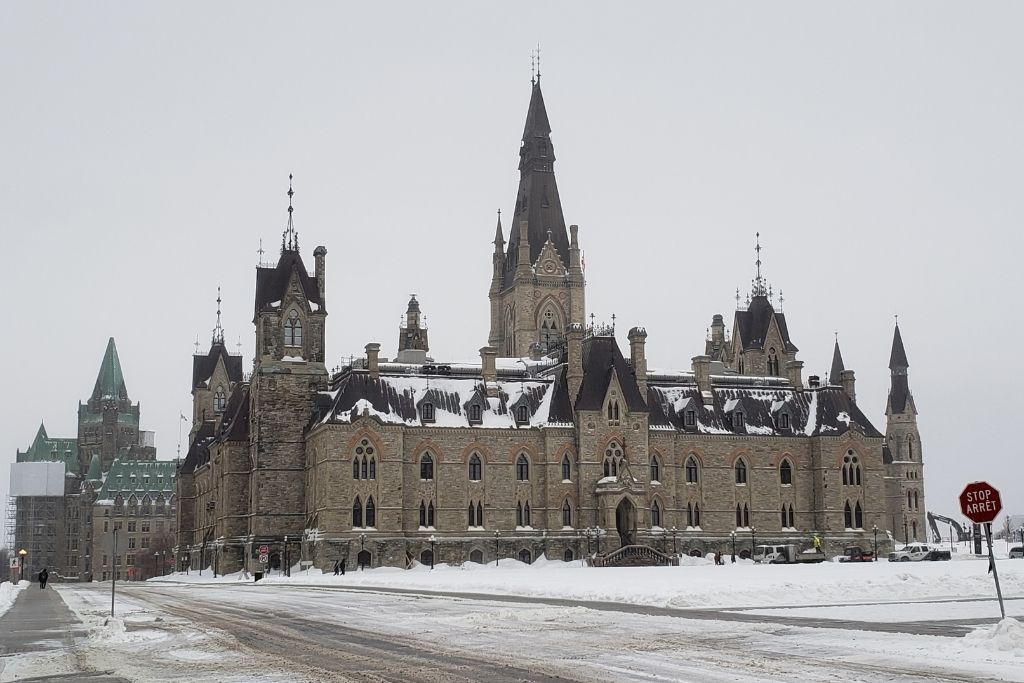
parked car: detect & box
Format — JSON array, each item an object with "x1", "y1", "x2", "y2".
[
  {"x1": 1009, "y1": 546, "x2": 1024, "y2": 559},
  {"x1": 838, "y1": 546, "x2": 874, "y2": 562},
  {"x1": 888, "y1": 544, "x2": 952, "y2": 562}
]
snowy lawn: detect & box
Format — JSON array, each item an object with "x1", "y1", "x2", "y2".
[
  {"x1": 151, "y1": 553, "x2": 1024, "y2": 613},
  {"x1": 0, "y1": 581, "x2": 28, "y2": 619}
]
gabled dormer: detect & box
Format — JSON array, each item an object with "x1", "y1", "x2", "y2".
[
  {"x1": 510, "y1": 393, "x2": 532, "y2": 426},
  {"x1": 677, "y1": 395, "x2": 700, "y2": 431},
  {"x1": 771, "y1": 399, "x2": 794, "y2": 432},
  {"x1": 723, "y1": 397, "x2": 750, "y2": 432}
]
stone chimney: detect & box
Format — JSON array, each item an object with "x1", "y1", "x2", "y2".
[
  {"x1": 786, "y1": 360, "x2": 804, "y2": 391},
  {"x1": 569, "y1": 224, "x2": 583, "y2": 276},
  {"x1": 567, "y1": 323, "x2": 585, "y2": 405},
  {"x1": 840, "y1": 369, "x2": 856, "y2": 404},
  {"x1": 710, "y1": 314, "x2": 725, "y2": 345},
  {"x1": 314, "y1": 246, "x2": 327, "y2": 308},
  {"x1": 692, "y1": 355, "x2": 712, "y2": 406},
  {"x1": 628, "y1": 326, "x2": 648, "y2": 397},
  {"x1": 516, "y1": 221, "x2": 532, "y2": 276},
  {"x1": 480, "y1": 346, "x2": 498, "y2": 398},
  {"x1": 365, "y1": 343, "x2": 380, "y2": 379}
]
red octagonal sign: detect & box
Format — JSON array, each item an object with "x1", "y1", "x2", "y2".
[{"x1": 959, "y1": 481, "x2": 1002, "y2": 524}]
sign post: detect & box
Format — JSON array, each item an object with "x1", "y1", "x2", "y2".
[{"x1": 959, "y1": 481, "x2": 1005, "y2": 619}]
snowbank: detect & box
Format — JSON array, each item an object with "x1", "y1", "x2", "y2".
[
  {"x1": 151, "y1": 553, "x2": 1024, "y2": 611},
  {"x1": 966, "y1": 617, "x2": 1024, "y2": 654},
  {"x1": 0, "y1": 580, "x2": 28, "y2": 618}
]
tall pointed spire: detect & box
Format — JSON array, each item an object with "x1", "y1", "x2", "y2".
[
  {"x1": 92, "y1": 337, "x2": 128, "y2": 402},
  {"x1": 212, "y1": 287, "x2": 225, "y2": 345},
  {"x1": 504, "y1": 71, "x2": 569, "y2": 287},
  {"x1": 889, "y1": 319, "x2": 909, "y2": 371},
  {"x1": 282, "y1": 174, "x2": 299, "y2": 254},
  {"x1": 829, "y1": 335, "x2": 845, "y2": 385},
  {"x1": 494, "y1": 209, "x2": 505, "y2": 248}
]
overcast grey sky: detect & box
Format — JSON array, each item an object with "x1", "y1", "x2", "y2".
[{"x1": 2, "y1": 2, "x2": 1022, "y2": 536}]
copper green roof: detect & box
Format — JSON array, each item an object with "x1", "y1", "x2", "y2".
[
  {"x1": 96, "y1": 458, "x2": 178, "y2": 503},
  {"x1": 86, "y1": 453, "x2": 103, "y2": 481},
  {"x1": 92, "y1": 337, "x2": 129, "y2": 402},
  {"x1": 17, "y1": 422, "x2": 78, "y2": 471}
]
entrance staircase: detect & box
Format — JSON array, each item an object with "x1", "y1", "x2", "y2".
[{"x1": 591, "y1": 544, "x2": 678, "y2": 567}]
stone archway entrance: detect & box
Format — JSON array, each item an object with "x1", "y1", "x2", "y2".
[{"x1": 616, "y1": 498, "x2": 637, "y2": 547}]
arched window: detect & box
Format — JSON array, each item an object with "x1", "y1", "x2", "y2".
[
  {"x1": 352, "y1": 497, "x2": 363, "y2": 528},
  {"x1": 768, "y1": 348, "x2": 779, "y2": 376},
  {"x1": 365, "y1": 497, "x2": 376, "y2": 527},
  {"x1": 562, "y1": 499, "x2": 572, "y2": 527},
  {"x1": 603, "y1": 442, "x2": 623, "y2": 478},
  {"x1": 468, "y1": 502, "x2": 477, "y2": 527},
  {"x1": 735, "y1": 504, "x2": 743, "y2": 528},
  {"x1": 419, "y1": 501, "x2": 427, "y2": 527},
  {"x1": 516, "y1": 454, "x2": 529, "y2": 481},
  {"x1": 563, "y1": 548, "x2": 574, "y2": 562},
  {"x1": 469, "y1": 453, "x2": 482, "y2": 481},
  {"x1": 651, "y1": 500, "x2": 662, "y2": 527},
  {"x1": 517, "y1": 501, "x2": 531, "y2": 527},
  {"x1": 469, "y1": 403, "x2": 482, "y2": 424},
  {"x1": 650, "y1": 456, "x2": 661, "y2": 483},
  {"x1": 284, "y1": 310, "x2": 303, "y2": 347},
  {"x1": 687, "y1": 503, "x2": 694, "y2": 527},
  {"x1": 694, "y1": 503, "x2": 701, "y2": 527},
  {"x1": 561, "y1": 454, "x2": 571, "y2": 481},
  {"x1": 854, "y1": 501, "x2": 863, "y2": 529},
  {"x1": 361, "y1": 456, "x2": 368, "y2": 479},
  {"x1": 470, "y1": 549, "x2": 484, "y2": 564},
  {"x1": 907, "y1": 490, "x2": 912, "y2": 510},
  {"x1": 516, "y1": 404, "x2": 529, "y2": 424},
  {"x1": 844, "y1": 501, "x2": 853, "y2": 528},
  {"x1": 420, "y1": 453, "x2": 434, "y2": 480},
  {"x1": 855, "y1": 464, "x2": 862, "y2": 486},
  {"x1": 353, "y1": 458, "x2": 360, "y2": 479},
  {"x1": 607, "y1": 400, "x2": 620, "y2": 424},
  {"x1": 685, "y1": 457, "x2": 699, "y2": 484},
  {"x1": 842, "y1": 465, "x2": 849, "y2": 486},
  {"x1": 743, "y1": 503, "x2": 750, "y2": 527},
  {"x1": 907, "y1": 436, "x2": 914, "y2": 460},
  {"x1": 787, "y1": 504, "x2": 795, "y2": 528},
  {"x1": 516, "y1": 501, "x2": 524, "y2": 527},
  {"x1": 518, "y1": 549, "x2": 532, "y2": 564},
  {"x1": 539, "y1": 307, "x2": 561, "y2": 347},
  {"x1": 427, "y1": 501, "x2": 435, "y2": 527},
  {"x1": 368, "y1": 458, "x2": 376, "y2": 480},
  {"x1": 913, "y1": 490, "x2": 919, "y2": 510},
  {"x1": 421, "y1": 402, "x2": 435, "y2": 422},
  {"x1": 780, "y1": 459, "x2": 792, "y2": 485},
  {"x1": 781, "y1": 504, "x2": 788, "y2": 527},
  {"x1": 735, "y1": 459, "x2": 747, "y2": 485},
  {"x1": 420, "y1": 549, "x2": 433, "y2": 566},
  {"x1": 477, "y1": 502, "x2": 483, "y2": 527},
  {"x1": 214, "y1": 386, "x2": 226, "y2": 412}
]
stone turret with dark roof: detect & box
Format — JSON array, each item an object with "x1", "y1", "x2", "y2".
[
  {"x1": 829, "y1": 339, "x2": 846, "y2": 386},
  {"x1": 883, "y1": 321, "x2": 926, "y2": 544}
]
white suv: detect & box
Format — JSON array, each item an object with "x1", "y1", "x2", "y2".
[
  {"x1": 1010, "y1": 546, "x2": 1023, "y2": 559},
  {"x1": 888, "y1": 544, "x2": 951, "y2": 562}
]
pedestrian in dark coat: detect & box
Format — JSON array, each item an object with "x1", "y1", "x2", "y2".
[
  {"x1": 333, "y1": 561, "x2": 340, "y2": 576},
  {"x1": 340, "y1": 558, "x2": 346, "y2": 575},
  {"x1": 38, "y1": 568, "x2": 49, "y2": 589}
]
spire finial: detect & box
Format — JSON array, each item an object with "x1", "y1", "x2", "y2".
[
  {"x1": 282, "y1": 174, "x2": 298, "y2": 253},
  {"x1": 779, "y1": 289, "x2": 784, "y2": 312},
  {"x1": 751, "y1": 232, "x2": 767, "y2": 297},
  {"x1": 194, "y1": 334, "x2": 200, "y2": 354},
  {"x1": 531, "y1": 49, "x2": 536, "y2": 86},
  {"x1": 212, "y1": 287, "x2": 224, "y2": 344},
  {"x1": 735, "y1": 287, "x2": 741, "y2": 310},
  {"x1": 536, "y1": 43, "x2": 541, "y2": 83}
]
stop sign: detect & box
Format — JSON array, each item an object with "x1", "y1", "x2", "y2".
[{"x1": 959, "y1": 481, "x2": 1002, "y2": 524}]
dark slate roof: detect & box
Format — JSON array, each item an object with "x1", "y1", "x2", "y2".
[
  {"x1": 646, "y1": 383, "x2": 882, "y2": 438},
  {"x1": 575, "y1": 336, "x2": 648, "y2": 413},
  {"x1": 829, "y1": 341, "x2": 846, "y2": 385},
  {"x1": 888, "y1": 375, "x2": 912, "y2": 414},
  {"x1": 254, "y1": 249, "x2": 322, "y2": 320},
  {"x1": 191, "y1": 342, "x2": 244, "y2": 390},
  {"x1": 320, "y1": 372, "x2": 563, "y2": 428},
  {"x1": 216, "y1": 384, "x2": 250, "y2": 442},
  {"x1": 178, "y1": 421, "x2": 215, "y2": 474},
  {"x1": 882, "y1": 444, "x2": 894, "y2": 465},
  {"x1": 502, "y1": 79, "x2": 570, "y2": 288},
  {"x1": 889, "y1": 323, "x2": 909, "y2": 369},
  {"x1": 734, "y1": 296, "x2": 798, "y2": 353}
]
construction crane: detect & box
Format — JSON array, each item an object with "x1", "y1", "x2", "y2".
[{"x1": 927, "y1": 511, "x2": 971, "y2": 544}]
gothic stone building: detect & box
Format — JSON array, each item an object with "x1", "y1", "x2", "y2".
[
  {"x1": 176, "y1": 76, "x2": 927, "y2": 572},
  {"x1": 12, "y1": 338, "x2": 175, "y2": 581}
]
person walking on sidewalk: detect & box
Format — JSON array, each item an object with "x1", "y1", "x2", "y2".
[{"x1": 38, "y1": 568, "x2": 48, "y2": 589}]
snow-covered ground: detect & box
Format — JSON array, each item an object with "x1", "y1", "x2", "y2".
[
  {"x1": 151, "y1": 550, "x2": 1024, "y2": 616},
  {"x1": 0, "y1": 581, "x2": 27, "y2": 619}
]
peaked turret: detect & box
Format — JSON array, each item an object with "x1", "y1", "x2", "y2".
[
  {"x1": 86, "y1": 453, "x2": 103, "y2": 482},
  {"x1": 92, "y1": 337, "x2": 128, "y2": 402},
  {"x1": 889, "y1": 322, "x2": 909, "y2": 370},
  {"x1": 829, "y1": 339, "x2": 846, "y2": 385},
  {"x1": 887, "y1": 323, "x2": 914, "y2": 414},
  {"x1": 503, "y1": 77, "x2": 571, "y2": 286}
]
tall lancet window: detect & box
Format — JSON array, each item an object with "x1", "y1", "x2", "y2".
[
  {"x1": 284, "y1": 311, "x2": 303, "y2": 347},
  {"x1": 214, "y1": 386, "x2": 226, "y2": 412},
  {"x1": 539, "y1": 308, "x2": 560, "y2": 347}
]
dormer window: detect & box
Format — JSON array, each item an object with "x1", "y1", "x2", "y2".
[
  {"x1": 734, "y1": 411, "x2": 745, "y2": 428},
  {"x1": 284, "y1": 311, "x2": 303, "y2": 347},
  {"x1": 468, "y1": 404, "x2": 482, "y2": 424},
  {"x1": 214, "y1": 386, "x2": 226, "y2": 412},
  {"x1": 516, "y1": 404, "x2": 529, "y2": 425},
  {"x1": 421, "y1": 402, "x2": 435, "y2": 423},
  {"x1": 684, "y1": 410, "x2": 696, "y2": 427},
  {"x1": 779, "y1": 413, "x2": 790, "y2": 430}
]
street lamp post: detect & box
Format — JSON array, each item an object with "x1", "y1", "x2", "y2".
[
  {"x1": 750, "y1": 527, "x2": 757, "y2": 558},
  {"x1": 429, "y1": 535, "x2": 436, "y2": 570},
  {"x1": 948, "y1": 522, "x2": 955, "y2": 554},
  {"x1": 284, "y1": 535, "x2": 289, "y2": 577},
  {"x1": 494, "y1": 530, "x2": 501, "y2": 567},
  {"x1": 359, "y1": 533, "x2": 367, "y2": 570},
  {"x1": 730, "y1": 531, "x2": 736, "y2": 563},
  {"x1": 153, "y1": 551, "x2": 160, "y2": 579},
  {"x1": 17, "y1": 549, "x2": 27, "y2": 583},
  {"x1": 199, "y1": 541, "x2": 204, "y2": 577},
  {"x1": 670, "y1": 526, "x2": 678, "y2": 555},
  {"x1": 596, "y1": 526, "x2": 603, "y2": 555},
  {"x1": 872, "y1": 525, "x2": 878, "y2": 561},
  {"x1": 903, "y1": 520, "x2": 909, "y2": 545}
]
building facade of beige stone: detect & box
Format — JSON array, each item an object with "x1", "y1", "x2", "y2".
[{"x1": 176, "y1": 77, "x2": 928, "y2": 573}]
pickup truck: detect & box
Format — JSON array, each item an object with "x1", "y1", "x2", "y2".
[
  {"x1": 838, "y1": 545, "x2": 875, "y2": 562},
  {"x1": 888, "y1": 543, "x2": 952, "y2": 562},
  {"x1": 753, "y1": 544, "x2": 826, "y2": 564}
]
